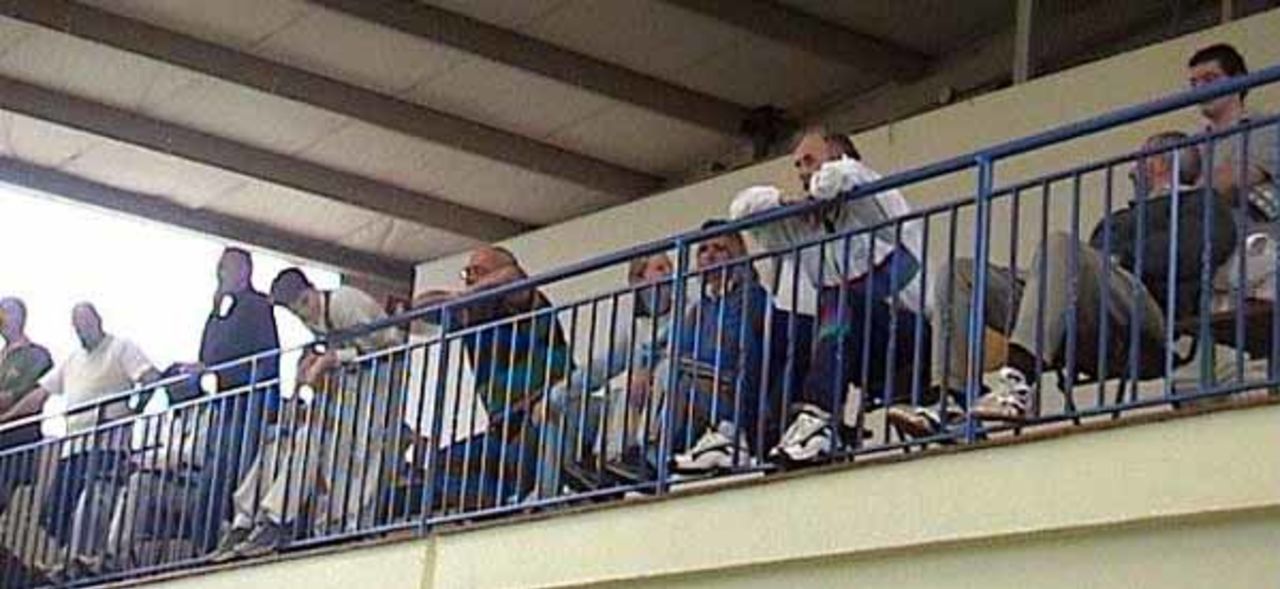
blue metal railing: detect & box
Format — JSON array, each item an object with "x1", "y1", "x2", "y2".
[{"x1": 0, "y1": 64, "x2": 1277, "y2": 588}]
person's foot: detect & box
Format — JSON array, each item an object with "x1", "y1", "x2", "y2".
[
  {"x1": 233, "y1": 521, "x2": 290, "y2": 559},
  {"x1": 971, "y1": 367, "x2": 1033, "y2": 422},
  {"x1": 769, "y1": 404, "x2": 834, "y2": 465},
  {"x1": 673, "y1": 422, "x2": 752, "y2": 474},
  {"x1": 886, "y1": 404, "x2": 964, "y2": 440},
  {"x1": 208, "y1": 525, "x2": 253, "y2": 563},
  {"x1": 603, "y1": 446, "x2": 657, "y2": 487}
]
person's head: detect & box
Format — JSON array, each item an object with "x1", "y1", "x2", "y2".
[
  {"x1": 462, "y1": 246, "x2": 520, "y2": 289},
  {"x1": 629, "y1": 253, "x2": 674, "y2": 317},
  {"x1": 792, "y1": 129, "x2": 861, "y2": 191},
  {"x1": 270, "y1": 268, "x2": 321, "y2": 323},
  {"x1": 1188, "y1": 44, "x2": 1248, "y2": 123},
  {"x1": 216, "y1": 247, "x2": 253, "y2": 294},
  {"x1": 0, "y1": 297, "x2": 27, "y2": 342},
  {"x1": 71, "y1": 302, "x2": 104, "y2": 352},
  {"x1": 1133, "y1": 132, "x2": 1202, "y2": 196},
  {"x1": 696, "y1": 220, "x2": 752, "y2": 293}
]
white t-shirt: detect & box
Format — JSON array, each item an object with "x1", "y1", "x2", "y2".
[
  {"x1": 40, "y1": 335, "x2": 154, "y2": 439},
  {"x1": 306, "y1": 286, "x2": 404, "y2": 361}
]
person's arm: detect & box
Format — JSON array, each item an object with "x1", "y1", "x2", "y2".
[
  {"x1": 1211, "y1": 160, "x2": 1269, "y2": 196},
  {"x1": 0, "y1": 386, "x2": 49, "y2": 423},
  {"x1": 0, "y1": 348, "x2": 52, "y2": 414}
]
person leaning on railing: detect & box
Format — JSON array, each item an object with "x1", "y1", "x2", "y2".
[
  {"x1": 729, "y1": 129, "x2": 929, "y2": 465},
  {"x1": 61, "y1": 248, "x2": 285, "y2": 574},
  {"x1": 890, "y1": 132, "x2": 1239, "y2": 438},
  {"x1": 212, "y1": 269, "x2": 405, "y2": 561},
  {"x1": 25, "y1": 303, "x2": 160, "y2": 581},
  {"x1": 412, "y1": 246, "x2": 572, "y2": 509}
]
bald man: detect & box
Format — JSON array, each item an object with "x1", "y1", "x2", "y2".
[
  {"x1": 730, "y1": 129, "x2": 928, "y2": 464},
  {"x1": 413, "y1": 246, "x2": 571, "y2": 507},
  {"x1": 29, "y1": 303, "x2": 158, "y2": 579}
]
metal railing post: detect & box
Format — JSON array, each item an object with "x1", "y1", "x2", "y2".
[
  {"x1": 963, "y1": 156, "x2": 996, "y2": 443},
  {"x1": 656, "y1": 239, "x2": 691, "y2": 495}
]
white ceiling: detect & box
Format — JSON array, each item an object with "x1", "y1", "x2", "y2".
[{"x1": 0, "y1": 0, "x2": 1074, "y2": 282}]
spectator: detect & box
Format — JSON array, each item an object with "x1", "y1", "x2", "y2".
[
  {"x1": 28, "y1": 304, "x2": 159, "y2": 580},
  {"x1": 213, "y1": 270, "x2": 403, "y2": 560},
  {"x1": 531, "y1": 253, "x2": 676, "y2": 499},
  {"x1": 892, "y1": 133, "x2": 1237, "y2": 436},
  {"x1": 0, "y1": 297, "x2": 53, "y2": 511},
  {"x1": 68, "y1": 248, "x2": 284, "y2": 571},
  {"x1": 1187, "y1": 43, "x2": 1277, "y2": 215},
  {"x1": 664, "y1": 224, "x2": 773, "y2": 473},
  {"x1": 413, "y1": 246, "x2": 571, "y2": 509},
  {"x1": 730, "y1": 130, "x2": 928, "y2": 464},
  {"x1": 197, "y1": 248, "x2": 281, "y2": 532}
]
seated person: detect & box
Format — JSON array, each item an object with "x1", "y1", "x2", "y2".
[
  {"x1": 531, "y1": 253, "x2": 676, "y2": 499},
  {"x1": 730, "y1": 130, "x2": 929, "y2": 465},
  {"x1": 666, "y1": 223, "x2": 775, "y2": 473},
  {"x1": 214, "y1": 270, "x2": 404, "y2": 560},
  {"x1": 1187, "y1": 44, "x2": 1276, "y2": 224},
  {"x1": 608, "y1": 225, "x2": 775, "y2": 477},
  {"x1": 892, "y1": 132, "x2": 1238, "y2": 437},
  {"x1": 413, "y1": 246, "x2": 572, "y2": 510}
]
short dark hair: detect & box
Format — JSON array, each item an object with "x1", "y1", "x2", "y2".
[
  {"x1": 1190, "y1": 43, "x2": 1248, "y2": 98},
  {"x1": 824, "y1": 133, "x2": 862, "y2": 161},
  {"x1": 269, "y1": 268, "x2": 313, "y2": 306}
]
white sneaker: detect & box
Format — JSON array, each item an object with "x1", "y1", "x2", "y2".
[
  {"x1": 972, "y1": 367, "x2": 1032, "y2": 422},
  {"x1": 673, "y1": 421, "x2": 752, "y2": 474},
  {"x1": 769, "y1": 404, "x2": 834, "y2": 464}
]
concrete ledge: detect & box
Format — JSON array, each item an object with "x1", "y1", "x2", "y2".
[{"x1": 124, "y1": 402, "x2": 1280, "y2": 589}]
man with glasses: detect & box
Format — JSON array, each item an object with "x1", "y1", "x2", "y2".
[{"x1": 413, "y1": 246, "x2": 571, "y2": 508}]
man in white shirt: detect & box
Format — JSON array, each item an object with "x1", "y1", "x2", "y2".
[
  {"x1": 26, "y1": 303, "x2": 158, "y2": 579},
  {"x1": 730, "y1": 130, "x2": 929, "y2": 464},
  {"x1": 214, "y1": 269, "x2": 405, "y2": 560}
]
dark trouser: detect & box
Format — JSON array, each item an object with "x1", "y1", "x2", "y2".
[
  {"x1": 200, "y1": 387, "x2": 272, "y2": 551},
  {"x1": 42, "y1": 448, "x2": 131, "y2": 552},
  {"x1": 429, "y1": 411, "x2": 540, "y2": 512},
  {"x1": 799, "y1": 252, "x2": 933, "y2": 417},
  {"x1": 0, "y1": 425, "x2": 41, "y2": 512}
]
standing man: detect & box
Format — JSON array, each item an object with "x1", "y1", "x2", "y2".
[
  {"x1": 25, "y1": 304, "x2": 159, "y2": 579},
  {"x1": 730, "y1": 129, "x2": 928, "y2": 464},
  {"x1": 0, "y1": 297, "x2": 54, "y2": 510},
  {"x1": 196, "y1": 248, "x2": 281, "y2": 541}
]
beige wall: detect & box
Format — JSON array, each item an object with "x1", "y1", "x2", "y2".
[
  {"x1": 138, "y1": 403, "x2": 1280, "y2": 589},
  {"x1": 415, "y1": 8, "x2": 1280, "y2": 305}
]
